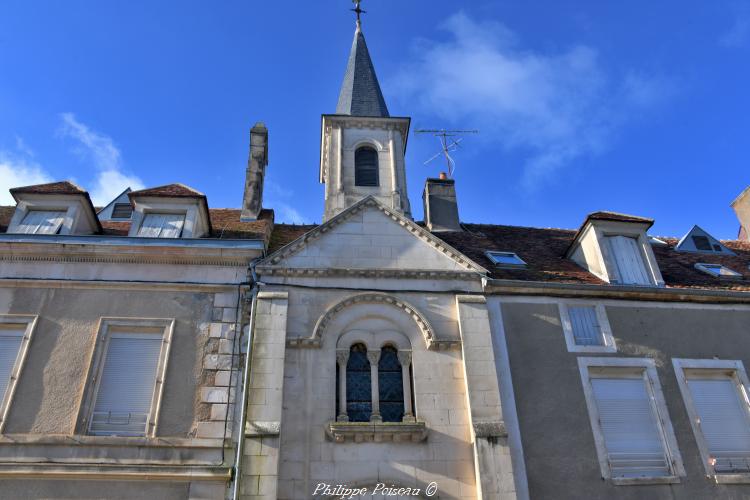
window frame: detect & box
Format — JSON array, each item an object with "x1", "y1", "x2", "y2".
[
  {"x1": 694, "y1": 263, "x2": 742, "y2": 280},
  {"x1": 485, "y1": 251, "x2": 527, "y2": 269},
  {"x1": 603, "y1": 233, "x2": 654, "y2": 286},
  {"x1": 672, "y1": 358, "x2": 750, "y2": 483},
  {"x1": 559, "y1": 301, "x2": 616, "y2": 353},
  {"x1": 136, "y1": 211, "x2": 187, "y2": 238},
  {"x1": 578, "y1": 357, "x2": 685, "y2": 485},
  {"x1": 0, "y1": 315, "x2": 38, "y2": 434},
  {"x1": 78, "y1": 318, "x2": 174, "y2": 438}
]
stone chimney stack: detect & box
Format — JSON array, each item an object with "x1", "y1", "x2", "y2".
[
  {"x1": 423, "y1": 175, "x2": 461, "y2": 232},
  {"x1": 241, "y1": 122, "x2": 269, "y2": 221},
  {"x1": 731, "y1": 186, "x2": 750, "y2": 240}
]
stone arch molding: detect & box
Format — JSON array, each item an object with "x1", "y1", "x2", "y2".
[{"x1": 286, "y1": 293, "x2": 458, "y2": 350}]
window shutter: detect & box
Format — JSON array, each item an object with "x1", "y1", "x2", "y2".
[
  {"x1": 569, "y1": 306, "x2": 603, "y2": 346},
  {"x1": 607, "y1": 236, "x2": 651, "y2": 285},
  {"x1": 18, "y1": 211, "x2": 66, "y2": 234},
  {"x1": 0, "y1": 331, "x2": 24, "y2": 403},
  {"x1": 90, "y1": 334, "x2": 162, "y2": 436},
  {"x1": 688, "y1": 378, "x2": 750, "y2": 472},
  {"x1": 354, "y1": 147, "x2": 379, "y2": 187},
  {"x1": 591, "y1": 377, "x2": 670, "y2": 477},
  {"x1": 138, "y1": 213, "x2": 185, "y2": 238}
]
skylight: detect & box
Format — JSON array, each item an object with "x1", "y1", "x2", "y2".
[
  {"x1": 694, "y1": 263, "x2": 742, "y2": 279},
  {"x1": 486, "y1": 251, "x2": 527, "y2": 268}
]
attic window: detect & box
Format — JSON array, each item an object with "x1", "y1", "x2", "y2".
[
  {"x1": 694, "y1": 263, "x2": 742, "y2": 279},
  {"x1": 137, "y1": 213, "x2": 185, "y2": 238},
  {"x1": 111, "y1": 203, "x2": 133, "y2": 219},
  {"x1": 16, "y1": 210, "x2": 66, "y2": 234},
  {"x1": 486, "y1": 251, "x2": 526, "y2": 268},
  {"x1": 692, "y1": 235, "x2": 712, "y2": 251}
]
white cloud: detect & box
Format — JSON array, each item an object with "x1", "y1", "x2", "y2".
[
  {"x1": 0, "y1": 153, "x2": 53, "y2": 205},
  {"x1": 391, "y1": 12, "x2": 672, "y2": 189},
  {"x1": 263, "y1": 180, "x2": 311, "y2": 224},
  {"x1": 58, "y1": 113, "x2": 144, "y2": 204}
]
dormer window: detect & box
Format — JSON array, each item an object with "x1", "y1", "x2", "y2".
[
  {"x1": 676, "y1": 225, "x2": 735, "y2": 255},
  {"x1": 566, "y1": 212, "x2": 664, "y2": 287},
  {"x1": 486, "y1": 251, "x2": 527, "y2": 268},
  {"x1": 604, "y1": 235, "x2": 652, "y2": 285},
  {"x1": 16, "y1": 210, "x2": 66, "y2": 234},
  {"x1": 354, "y1": 147, "x2": 379, "y2": 187},
  {"x1": 694, "y1": 263, "x2": 742, "y2": 279},
  {"x1": 137, "y1": 213, "x2": 186, "y2": 238}
]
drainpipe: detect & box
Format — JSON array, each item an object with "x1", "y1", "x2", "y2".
[{"x1": 231, "y1": 259, "x2": 262, "y2": 500}]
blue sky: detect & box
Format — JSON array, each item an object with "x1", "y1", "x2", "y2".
[{"x1": 1, "y1": 1, "x2": 749, "y2": 239}]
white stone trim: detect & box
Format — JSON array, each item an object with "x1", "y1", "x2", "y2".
[
  {"x1": 558, "y1": 301, "x2": 616, "y2": 353},
  {"x1": 78, "y1": 318, "x2": 175, "y2": 438},
  {"x1": 0, "y1": 315, "x2": 38, "y2": 434},
  {"x1": 672, "y1": 358, "x2": 750, "y2": 481},
  {"x1": 577, "y1": 357, "x2": 685, "y2": 484}
]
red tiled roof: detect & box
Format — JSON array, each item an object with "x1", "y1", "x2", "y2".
[
  {"x1": 129, "y1": 183, "x2": 205, "y2": 198},
  {"x1": 268, "y1": 223, "x2": 318, "y2": 253},
  {"x1": 0, "y1": 206, "x2": 14, "y2": 233},
  {"x1": 586, "y1": 211, "x2": 654, "y2": 225},
  {"x1": 9, "y1": 181, "x2": 86, "y2": 197}
]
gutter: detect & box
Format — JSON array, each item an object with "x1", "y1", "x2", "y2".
[
  {"x1": 484, "y1": 278, "x2": 750, "y2": 304},
  {"x1": 231, "y1": 259, "x2": 262, "y2": 500}
]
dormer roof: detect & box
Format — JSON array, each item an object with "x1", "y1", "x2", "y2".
[
  {"x1": 8, "y1": 180, "x2": 101, "y2": 234},
  {"x1": 128, "y1": 183, "x2": 205, "y2": 199}
]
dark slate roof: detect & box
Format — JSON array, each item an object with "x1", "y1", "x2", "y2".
[
  {"x1": 128, "y1": 183, "x2": 205, "y2": 198},
  {"x1": 335, "y1": 26, "x2": 390, "y2": 118},
  {"x1": 10, "y1": 181, "x2": 86, "y2": 196}
]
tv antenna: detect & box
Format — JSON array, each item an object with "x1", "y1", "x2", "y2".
[{"x1": 415, "y1": 129, "x2": 479, "y2": 178}]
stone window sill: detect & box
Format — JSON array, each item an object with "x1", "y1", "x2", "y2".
[{"x1": 326, "y1": 421, "x2": 427, "y2": 443}]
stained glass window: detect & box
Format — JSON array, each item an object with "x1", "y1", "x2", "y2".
[
  {"x1": 346, "y1": 343, "x2": 371, "y2": 422},
  {"x1": 378, "y1": 346, "x2": 404, "y2": 422}
]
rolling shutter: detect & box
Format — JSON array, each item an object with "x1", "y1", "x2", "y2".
[
  {"x1": 17, "y1": 210, "x2": 66, "y2": 234},
  {"x1": 569, "y1": 306, "x2": 603, "y2": 346},
  {"x1": 137, "y1": 213, "x2": 185, "y2": 238},
  {"x1": 687, "y1": 378, "x2": 750, "y2": 473},
  {"x1": 89, "y1": 333, "x2": 163, "y2": 436},
  {"x1": 591, "y1": 377, "x2": 670, "y2": 477},
  {"x1": 606, "y1": 236, "x2": 652, "y2": 285},
  {"x1": 0, "y1": 330, "x2": 24, "y2": 404}
]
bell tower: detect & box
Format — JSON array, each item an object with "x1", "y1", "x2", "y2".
[{"x1": 320, "y1": 5, "x2": 411, "y2": 221}]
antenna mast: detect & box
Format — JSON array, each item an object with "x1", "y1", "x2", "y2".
[{"x1": 415, "y1": 129, "x2": 479, "y2": 178}]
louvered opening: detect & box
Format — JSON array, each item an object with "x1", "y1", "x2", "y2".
[
  {"x1": 137, "y1": 213, "x2": 185, "y2": 238},
  {"x1": 111, "y1": 203, "x2": 133, "y2": 219},
  {"x1": 354, "y1": 147, "x2": 379, "y2": 187},
  {"x1": 688, "y1": 378, "x2": 750, "y2": 473},
  {"x1": 89, "y1": 333, "x2": 162, "y2": 436},
  {"x1": 592, "y1": 377, "x2": 671, "y2": 478},
  {"x1": 17, "y1": 210, "x2": 66, "y2": 235},
  {"x1": 569, "y1": 306, "x2": 603, "y2": 346}
]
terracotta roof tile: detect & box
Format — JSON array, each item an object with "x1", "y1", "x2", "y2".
[
  {"x1": 9, "y1": 181, "x2": 86, "y2": 196},
  {"x1": 268, "y1": 223, "x2": 318, "y2": 253},
  {"x1": 129, "y1": 183, "x2": 205, "y2": 198},
  {"x1": 586, "y1": 211, "x2": 654, "y2": 224}
]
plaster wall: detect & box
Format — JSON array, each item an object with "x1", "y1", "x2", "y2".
[{"x1": 498, "y1": 298, "x2": 750, "y2": 499}]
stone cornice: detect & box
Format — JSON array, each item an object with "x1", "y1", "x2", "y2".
[
  {"x1": 262, "y1": 197, "x2": 487, "y2": 276},
  {"x1": 0, "y1": 464, "x2": 231, "y2": 481},
  {"x1": 257, "y1": 266, "x2": 481, "y2": 281}
]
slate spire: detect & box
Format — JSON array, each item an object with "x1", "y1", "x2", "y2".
[{"x1": 335, "y1": 21, "x2": 390, "y2": 118}]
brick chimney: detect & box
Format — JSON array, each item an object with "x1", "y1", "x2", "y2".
[
  {"x1": 241, "y1": 122, "x2": 268, "y2": 221},
  {"x1": 422, "y1": 174, "x2": 461, "y2": 232},
  {"x1": 731, "y1": 186, "x2": 750, "y2": 240}
]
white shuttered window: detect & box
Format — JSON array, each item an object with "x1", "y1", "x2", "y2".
[
  {"x1": 0, "y1": 329, "x2": 24, "y2": 405},
  {"x1": 591, "y1": 377, "x2": 671, "y2": 478},
  {"x1": 89, "y1": 333, "x2": 163, "y2": 436},
  {"x1": 16, "y1": 210, "x2": 66, "y2": 234},
  {"x1": 687, "y1": 377, "x2": 750, "y2": 473},
  {"x1": 137, "y1": 213, "x2": 185, "y2": 238},
  {"x1": 606, "y1": 235, "x2": 652, "y2": 285},
  {"x1": 569, "y1": 306, "x2": 604, "y2": 346}
]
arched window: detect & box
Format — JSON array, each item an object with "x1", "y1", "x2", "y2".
[
  {"x1": 378, "y1": 346, "x2": 404, "y2": 422},
  {"x1": 354, "y1": 147, "x2": 379, "y2": 187},
  {"x1": 346, "y1": 343, "x2": 372, "y2": 422}
]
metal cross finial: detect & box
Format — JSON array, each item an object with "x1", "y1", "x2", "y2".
[{"x1": 351, "y1": 0, "x2": 366, "y2": 24}]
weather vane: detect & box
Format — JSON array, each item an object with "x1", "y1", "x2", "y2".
[
  {"x1": 351, "y1": 0, "x2": 366, "y2": 24},
  {"x1": 415, "y1": 129, "x2": 480, "y2": 178}
]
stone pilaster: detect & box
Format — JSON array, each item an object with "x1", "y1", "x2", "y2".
[{"x1": 456, "y1": 295, "x2": 518, "y2": 500}]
